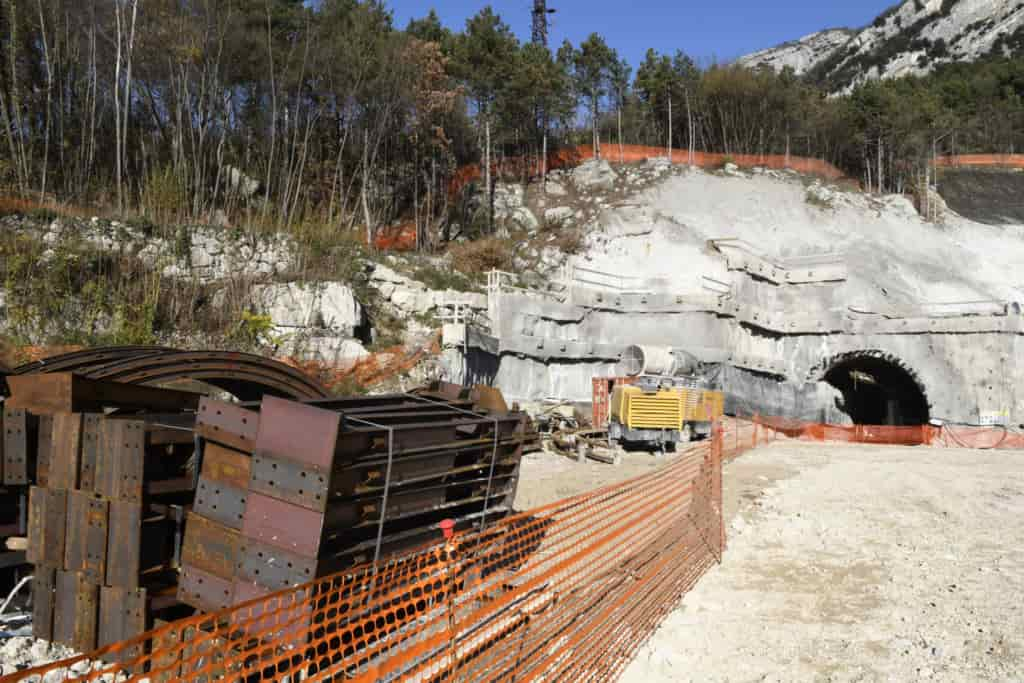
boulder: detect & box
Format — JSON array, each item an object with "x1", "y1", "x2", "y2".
[
  {"x1": 544, "y1": 207, "x2": 576, "y2": 225},
  {"x1": 226, "y1": 166, "x2": 261, "y2": 198},
  {"x1": 544, "y1": 179, "x2": 568, "y2": 197},
  {"x1": 507, "y1": 207, "x2": 539, "y2": 234},
  {"x1": 492, "y1": 183, "x2": 525, "y2": 213},
  {"x1": 299, "y1": 337, "x2": 370, "y2": 368},
  {"x1": 316, "y1": 283, "x2": 365, "y2": 330},
  {"x1": 571, "y1": 159, "x2": 619, "y2": 191},
  {"x1": 251, "y1": 282, "x2": 363, "y2": 336},
  {"x1": 644, "y1": 156, "x2": 672, "y2": 171}
]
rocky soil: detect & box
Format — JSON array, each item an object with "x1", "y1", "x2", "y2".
[{"x1": 620, "y1": 441, "x2": 1024, "y2": 682}]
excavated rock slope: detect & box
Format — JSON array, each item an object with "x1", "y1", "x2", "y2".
[{"x1": 469, "y1": 161, "x2": 1024, "y2": 425}]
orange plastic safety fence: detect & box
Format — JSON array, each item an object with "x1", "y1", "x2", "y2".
[
  {"x1": 729, "y1": 415, "x2": 1023, "y2": 453},
  {"x1": 449, "y1": 145, "x2": 845, "y2": 198},
  {"x1": 13, "y1": 415, "x2": 1019, "y2": 683},
  {"x1": 5, "y1": 440, "x2": 724, "y2": 683},
  {"x1": 933, "y1": 154, "x2": 1024, "y2": 169}
]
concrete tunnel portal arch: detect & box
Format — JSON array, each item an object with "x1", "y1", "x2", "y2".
[{"x1": 816, "y1": 351, "x2": 931, "y2": 426}]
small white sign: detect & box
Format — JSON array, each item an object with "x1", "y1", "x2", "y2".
[{"x1": 979, "y1": 410, "x2": 1010, "y2": 427}]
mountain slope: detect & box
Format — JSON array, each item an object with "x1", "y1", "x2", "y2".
[
  {"x1": 737, "y1": 29, "x2": 854, "y2": 75},
  {"x1": 738, "y1": 0, "x2": 1024, "y2": 90}
]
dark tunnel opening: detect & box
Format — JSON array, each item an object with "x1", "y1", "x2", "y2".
[{"x1": 824, "y1": 355, "x2": 930, "y2": 426}]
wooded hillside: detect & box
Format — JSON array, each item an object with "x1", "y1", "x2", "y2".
[{"x1": 2, "y1": 0, "x2": 1024, "y2": 244}]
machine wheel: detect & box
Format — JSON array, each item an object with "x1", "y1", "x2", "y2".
[{"x1": 679, "y1": 424, "x2": 694, "y2": 444}]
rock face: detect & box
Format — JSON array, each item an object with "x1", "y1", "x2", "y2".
[
  {"x1": 370, "y1": 263, "x2": 486, "y2": 323},
  {"x1": 737, "y1": 29, "x2": 855, "y2": 75},
  {"x1": 26, "y1": 217, "x2": 295, "y2": 284},
  {"x1": 487, "y1": 184, "x2": 540, "y2": 236},
  {"x1": 738, "y1": 0, "x2": 1024, "y2": 90},
  {"x1": 251, "y1": 282, "x2": 364, "y2": 337},
  {"x1": 453, "y1": 165, "x2": 1024, "y2": 428},
  {"x1": 544, "y1": 207, "x2": 576, "y2": 225}
]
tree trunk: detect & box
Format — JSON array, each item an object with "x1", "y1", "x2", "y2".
[
  {"x1": 37, "y1": 0, "x2": 53, "y2": 201},
  {"x1": 684, "y1": 90, "x2": 694, "y2": 166},
  {"x1": 618, "y1": 104, "x2": 623, "y2": 164},
  {"x1": 542, "y1": 130, "x2": 548, "y2": 190},
  {"x1": 668, "y1": 95, "x2": 672, "y2": 164},
  {"x1": 362, "y1": 129, "x2": 372, "y2": 247},
  {"x1": 114, "y1": 2, "x2": 123, "y2": 210},
  {"x1": 877, "y1": 137, "x2": 884, "y2": 194},
  {"x1": 486, "y1": 118, "x2": 493, "y2": 234}
]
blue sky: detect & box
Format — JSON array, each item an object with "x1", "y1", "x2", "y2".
[{"x1": 389, "y1": 1, "x2": 898, "y2": 67}]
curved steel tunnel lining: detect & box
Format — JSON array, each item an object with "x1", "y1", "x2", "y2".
[{"x1": 8, "y1": 347, "x2": 329, "y2": 401}]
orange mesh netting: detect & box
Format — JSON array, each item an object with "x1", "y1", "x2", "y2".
[
  {"x1": 10, "y1": 415, "x2": 1022, "y2": 683},
  {"x1": 449, "y1": 145, "x2": 844, "y2": 198},
  {"x1": 372, "y1": 145, "x2": 844, "y2": 251},
  {"x1": 6, "y1": 435, "x2": 724, "y2": 682},
  {"x1": 933, "y1": 154, "x2": 1024, "y2": 169}
]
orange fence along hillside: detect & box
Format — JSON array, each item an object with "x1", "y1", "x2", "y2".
[{"x1": 934, "y1": 154, "x2": 1024, "y2": 169}]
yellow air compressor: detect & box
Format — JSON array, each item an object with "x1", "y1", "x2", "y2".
[{"x1": 608, "y1": 345, "x2": 725, "y2": 451}]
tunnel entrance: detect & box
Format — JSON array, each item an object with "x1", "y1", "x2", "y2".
[{"x1": 823, "y1": 353, "x2": 930, "y2": 426}]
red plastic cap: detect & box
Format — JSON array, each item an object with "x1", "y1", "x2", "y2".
[{"x1": 440, "y1": 519, "x2": 456, "y2": 540}]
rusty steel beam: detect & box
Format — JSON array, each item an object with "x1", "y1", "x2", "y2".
[
  {"x1": 193, "y1": 443, "x2": 250, "y2": 530},
  {"x1": 7, "y1": 374, "x2": 202, "y2": 414},
  {"x1": 26, "y1": 486, "x2": 67, "y2": 567},
  {"x1": 98, "y1": 586, "x2": 146, "y2": 664},
  {"x1": 196, "y1": 398, "x2": 259, "y2": 453},
  {"x1": 13, "y1": 346, "x2": 173, "y2": 376},
  {"x1": 180, "y1": 513, "x2": 241, "y2": 580},
  {"x1": 2, "y1": 407, "x2": 32, "y2": 485},
  {"x1": 83, "y1": 351, "x2": 328, "y2": 401},
  {"x1": 64, "y1": 490, "x2": 108, "y2": 584},
  {"x1": 53, "y1": 570, "x2": 99, "y2": 653},
  {"x1": 12, "y1": 346, "x2": 329, "y2": 402},
  {"x1": 35, "y1": 414, "x2": 52, "y2": 487},
  {"x1": 48, "y1": 413, "x2": 83, "y2": 490},
  {"x1": 95, "y1": 419, "x2": 146, "y2": 502},
  {"x1": 178, "y1": 564, "x2": 236, "y2": 613},
  {"x1": 176, "y1": 388, "x2": 529, "y2": 612},
  {"x1": 106, "y1": 500, "x2": 142, "y2": 588},
  {"x1": 31, "y1": 568, "x2": 57, "y2": 641}
]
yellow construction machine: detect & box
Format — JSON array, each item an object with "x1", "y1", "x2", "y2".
[{"x1": 608, "y1": 346, "x2": 725, "y2": 452}]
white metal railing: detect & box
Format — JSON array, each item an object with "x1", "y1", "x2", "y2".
[
  {"x1": 707, "y1": 237, "x2": 845, "y2": 268},
  {"x1": 565, "y1": 263, "x2": 653, "y2": 295},
  {"x1": 850, "y1": 299, "x2": 1017, "y2": 320}
]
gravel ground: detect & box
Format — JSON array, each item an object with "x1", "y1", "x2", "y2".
[
  {"x1": 620, "y1": 442, "x2": 1024, "y2": 682},
  {"x1": 513, "y1": 446, "x2": 668, "y2": 511}
]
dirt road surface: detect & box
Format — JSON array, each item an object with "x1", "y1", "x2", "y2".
[
  {"x1": 514, "y1": 447, "x2": 667, "y2": 511},
  {"x1": 619, "y1": 442, "x2": 1024, "y2": 682}
]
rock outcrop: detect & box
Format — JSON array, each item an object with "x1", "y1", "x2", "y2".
[
  {"x1": 738, "y1": 0, "x2": 1024, "y2": 90},
  {"x1": 571, "y1": 159, "x2": 619, "y2": 191}
]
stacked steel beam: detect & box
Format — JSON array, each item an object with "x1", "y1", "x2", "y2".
[
  {"x1": 178, "y1": 385, "x2": 530, "y2": 611},
  {"x1": 0, "y1": 346, "x2": 330, "y2": 585},
  {"x1": 6, "y1": 349, "x2": 530, "y2": 651},
  {"x1": 14, "y1": 374, "x2": 202, "y2": 653}
]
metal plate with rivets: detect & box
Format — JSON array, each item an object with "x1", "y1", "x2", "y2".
[
  {"x1": 236, "y1": 538, "x2": 319, "y2": 590},
  {"x1": 193, "y1": 478, "x2": 248, "y2": 530},
  {"x1": 249, "y1": 453, "x2": 331, "y2": 512}
]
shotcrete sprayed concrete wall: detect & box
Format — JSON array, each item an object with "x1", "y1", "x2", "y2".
[
  {"x1": 444, "y1": 166, "x2": 1024, "y2": 427},
  {"x1": 447, "y1": 267, "x2": 1023, "y2": 426}
]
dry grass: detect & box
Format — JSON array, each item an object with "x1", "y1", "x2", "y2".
[{"x1": 448, "y1": 237, "x2": 515, "y2": 275}]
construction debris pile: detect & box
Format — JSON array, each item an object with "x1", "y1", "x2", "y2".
[{"x1": 0, "y1": 346, "x2": 531, "y2": 657}]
